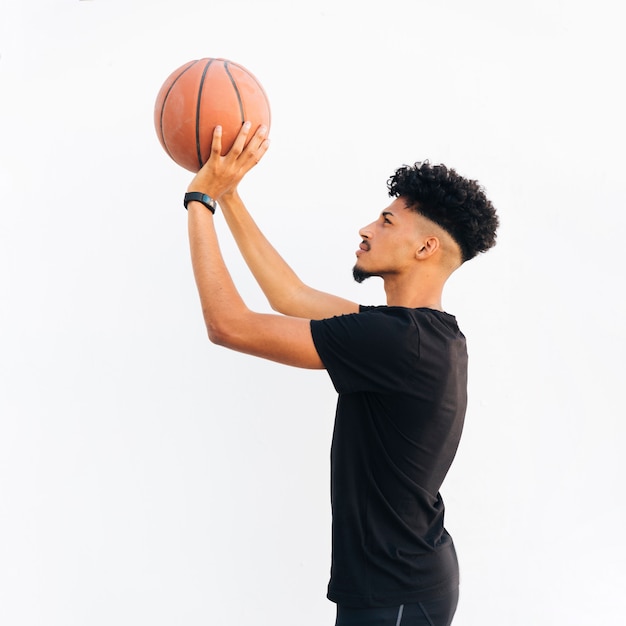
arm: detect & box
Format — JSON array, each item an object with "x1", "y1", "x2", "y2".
[
  {"x1": 219, "y1": 191, "x2": 359, "y2": 319},
  {"x1": 185, "y1": 123, "x2": 324, "y2": 369}
]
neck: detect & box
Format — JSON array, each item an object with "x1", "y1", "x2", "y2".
[{"x1": 383, "y1": 273, "x2": 446, "y2": 311}]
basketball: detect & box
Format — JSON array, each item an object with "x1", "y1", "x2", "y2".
[{"x1": 154, "y1": 58, "x2": 271, "y2": 172}]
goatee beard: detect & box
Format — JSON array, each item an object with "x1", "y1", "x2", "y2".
[{"x1": 352, "y1": 265, "x2": 373, "y2": 284}]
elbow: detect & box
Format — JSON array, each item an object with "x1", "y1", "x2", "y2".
[
  {"x1": 203, "y1": 311, "x2": 245, "y2": 349},
  {"x1": 202, "y1": 309, "x2": 226, "y2": 345},
  {"x1": 268, "y1": 289, "x2": 299, "y2": 316},
  {"x1": 268, "y1": 281, "x2": 311, "y2": 317},
  {"x1": 206, "y1": 325, "x2": 224, "y2": 346},
  {"x1": 205, "y1": 320, "x2": 230, "y2": 347},
  {"x1": 269, "y1": 299, "x2": 287, "y2": 314},
  {"x1": 200, "y1": 301, "x2": 254, "y2": 348}
]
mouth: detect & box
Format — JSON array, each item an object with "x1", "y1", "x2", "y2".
[{"x1": 355, "y1": 240, "x2": 370, "y2": 256}]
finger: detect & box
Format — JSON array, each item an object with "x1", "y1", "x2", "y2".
[
  {"x1": 255, "y1": 136, "x2": 271, "y2": 161},
  {"x1": 234, "y1": 125, "x2": 268, "y2": 166},
  {"x1": 239, "y1": 134, "x2": 271, "y2": 171},
  {"x1": 245, "y1": 124, "x2": 269, "y2": 151},
  {"x1": 230, "y1": 121, "x2": 252, "y2": 155},
  {"x1": 210, "y1": 125, "x2": 223, "y2": 156}
]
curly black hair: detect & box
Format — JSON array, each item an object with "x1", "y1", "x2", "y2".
[{"x1": 387, "y1": 161, "x2": 499, "y2": 263}]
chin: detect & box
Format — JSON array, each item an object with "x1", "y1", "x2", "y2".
[{"x1": 352, "y1": 265, "x2": 374, "y2": 284}]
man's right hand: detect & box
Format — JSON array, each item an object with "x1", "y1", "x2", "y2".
[{"x1": 187, "y1": 122, "x2": 270, "y2": 202}]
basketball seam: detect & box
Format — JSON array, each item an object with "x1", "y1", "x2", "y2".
[
  {"x1": 159, "y1": 60, "x2": 200, "y2": 163},
  {"x1": 223, "y1": 61, "x2": 246, "y2": 127},
  {"x1": 196, "y1": 59, "x2": 214, "y2": 169},
  {"x1": 227, "y1": 60, "x2": 271, "y2": 126}
]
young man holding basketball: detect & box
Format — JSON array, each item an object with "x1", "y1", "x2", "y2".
[{"x1": 184, "y1": 123, "x2": 498, "y2": 626}]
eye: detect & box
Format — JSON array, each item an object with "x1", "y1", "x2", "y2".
[{"x1": 383, "y1": 216, "x2": 392, "y2": 224}]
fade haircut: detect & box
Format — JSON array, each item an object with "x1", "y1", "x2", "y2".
[{"x1": 387, "y1": 162, "x2": 499, "y2": 262}]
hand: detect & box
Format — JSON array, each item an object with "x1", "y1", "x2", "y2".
[{"x1": 187, "y1": 122, "x2": 270, "y2": 201}]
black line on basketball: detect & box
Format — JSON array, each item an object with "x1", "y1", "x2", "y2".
[
  {"x1": 196, "y1": 59, "x2": 214, "y2": 169},
  {"x1": 223, "y1": 61, "x2": 245, "y2": 124},
  {"x1": 160, "y1": 60, "x2": 199, "y2": 162}
]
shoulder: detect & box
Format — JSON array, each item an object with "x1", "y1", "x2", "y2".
[
  {"x1": 357, "y1": 307, "x2": 466, "y2": 349},
  {"x1": 311, "y1": 306, "x2": 422, "y2": 353},
  {"x1": 360, "y1": 305, "x2": 460, "y2": 328}
]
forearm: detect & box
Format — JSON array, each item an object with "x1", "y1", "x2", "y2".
[
  {"x1": 187, "y1": 202, "x2": 250, "y2": 342},
  {"x1": 219, "y1": 192, "x2": 359, "y2": 319},
  {"x1": 219, "y1": 190, "x2": 307, "y2": 315}
]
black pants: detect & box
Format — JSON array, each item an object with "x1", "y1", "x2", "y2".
[{"x1": 335, "y1": 588, "x2": 459, "y2": 626}]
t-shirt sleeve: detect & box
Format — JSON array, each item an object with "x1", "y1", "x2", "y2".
[{"x1": 310, "y1": 307, "x2": 421, "y2": 394}]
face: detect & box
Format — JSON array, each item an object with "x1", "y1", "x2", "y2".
[{"x1": 352, "y1": 197, "x2": 425, "y2": 283}]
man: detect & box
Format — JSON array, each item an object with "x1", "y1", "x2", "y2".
[{"x1": 184, "y1": 122, "x2": 499, "y2": 626}]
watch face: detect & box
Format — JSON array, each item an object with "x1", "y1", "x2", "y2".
[{"x1": 201, "y1": 194, "x2": 216, "y2": 209}]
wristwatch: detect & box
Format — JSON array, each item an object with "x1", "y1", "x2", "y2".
[{"x1": 184, "y1": 192, "x2": 216, "y2": 214}]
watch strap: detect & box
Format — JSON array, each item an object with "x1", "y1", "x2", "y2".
[{"x1": 184, "y1": 192, "x2": 216, "y2": 214}]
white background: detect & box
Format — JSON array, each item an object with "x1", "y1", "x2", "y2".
[{"x1": 1, "y1": 1, "x2": 625, "y2": 624}]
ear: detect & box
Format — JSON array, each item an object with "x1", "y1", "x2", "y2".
[{"x1": 415, "y1": 236, "x2": 440, "y2": 260}]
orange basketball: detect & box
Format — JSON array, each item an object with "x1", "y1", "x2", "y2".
[{"x1": 154, "y1": 58, "x2": 271, "y2": 172}]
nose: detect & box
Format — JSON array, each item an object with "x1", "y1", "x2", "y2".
[{"x1": 359, "y1": 223, "x2": 374, "y2": 239}]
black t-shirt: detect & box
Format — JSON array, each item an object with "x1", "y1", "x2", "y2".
[{"x1": 310, "y1": 306, "x2": 468, "y2": 607}]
